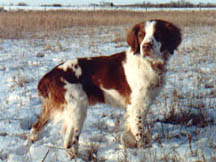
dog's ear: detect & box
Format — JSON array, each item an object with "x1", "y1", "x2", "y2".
[
  {"x1": 160, "y1": 21, "x2": 182, "y2": 54},
  {"x1": 127, "y1": 24, "x2": 140, "y2": 54}
]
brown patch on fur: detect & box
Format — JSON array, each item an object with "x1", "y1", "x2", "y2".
[
  {"x1": 127, "y1": 23, "x2": 145, "y2": 54},
  {"x1": 150, "y1": 61, "x2": 166, "y2": 72},
  {"x1": 153, "y1": 19, "x2": 181, "y2": 54},
  {"x1": 38, "y1": 67, "x2": 66, "y2": 107},
  {"x1": 125, "y1": 96, "x2": 131, "y2": 105},
  {"x1": 37, "y1": 62, "x2": 83, "y2": 110},
  {"x1": 78, "y1": 51, "x2": 131, "y2": 105}
]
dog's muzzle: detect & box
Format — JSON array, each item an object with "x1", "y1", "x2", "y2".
[{"x1": 142, "y1": 42, "x2": 153, "y2": 57}]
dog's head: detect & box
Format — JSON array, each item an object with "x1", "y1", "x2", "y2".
[{"x1": 127, "y1": 19, "x2": 181, "y2": 59}]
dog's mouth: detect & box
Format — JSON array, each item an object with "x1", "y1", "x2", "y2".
[{"x1": 142, "y1": 49, "x2": 153, "y2": 57}]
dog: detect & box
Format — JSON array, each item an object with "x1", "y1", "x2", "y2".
[{"x1": 29, "y1": 19, "x2": 181, "y2": 159}]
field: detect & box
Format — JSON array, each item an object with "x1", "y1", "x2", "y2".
[{"x1": 0, "y1": 10, "x2": 216, "y2": 161}]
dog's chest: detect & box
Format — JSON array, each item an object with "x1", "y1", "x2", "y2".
[
  {"x1": 124, "y1": 56, "x2": 159, "y2": 90},
  {"x1": 122, "y1": 54, "x2": 166, "y2": 106}
]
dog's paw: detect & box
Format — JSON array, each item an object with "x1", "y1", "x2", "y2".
[
  {"x1": 120, "y1": 130, "x2": 137, "y2": 148},
  {"x1": 120, "y1": 130, "x2": 152, "y2": 148},
  {"x1": 66, "y1": 148, "x2": 78, "y2": 160},
  {"x1": 29, "y1": 128, "x2": 39, "y2": 143}
]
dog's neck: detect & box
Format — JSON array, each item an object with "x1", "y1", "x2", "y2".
[{"x1": 145, "y1": 52, "x2": 170, "y2": 73}]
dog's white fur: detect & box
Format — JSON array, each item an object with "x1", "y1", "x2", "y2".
[{"x1": 123, "y1": 47, "x2": 160, "y2": 142}]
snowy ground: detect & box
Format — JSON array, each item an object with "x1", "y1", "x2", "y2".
[{"x1": 0, "y1": 25, "x2": 215, "y2": 162}]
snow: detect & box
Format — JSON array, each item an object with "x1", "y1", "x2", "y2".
[{"x1": 0, "y1": 24, "x2": 215, "y2": 161}]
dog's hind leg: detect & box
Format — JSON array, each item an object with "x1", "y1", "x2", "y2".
[{"x1": 62, "y1": 83, "x2": 88, "y2": 159}]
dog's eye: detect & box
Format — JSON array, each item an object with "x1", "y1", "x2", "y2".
[
  {"x1": 138, "y1": 32, "x2": 145, "y2": 38},
  {"x1": 154, "y1": 31, "x2": 161, "y2": 40}
]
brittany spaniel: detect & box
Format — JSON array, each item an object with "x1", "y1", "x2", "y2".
[{"x1": 29, "y1": 19, "x2": 181, "y2": 159}]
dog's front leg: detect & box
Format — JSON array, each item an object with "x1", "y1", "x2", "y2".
[{"x1": 121, "y1": 96, "x2": 151, "y2": 148}]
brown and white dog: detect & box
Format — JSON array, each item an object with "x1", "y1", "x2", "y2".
[{"x1": 29, "y1": 19, "x2": 181, "y2": 159}]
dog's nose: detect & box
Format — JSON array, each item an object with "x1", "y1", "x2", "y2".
[{"x1": 142, "y1": 42, "x2": 153, "y2": 51}]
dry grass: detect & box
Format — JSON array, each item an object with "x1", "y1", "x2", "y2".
[{"x1": 0, "y1": 10, "x2": 216, "y2": 39}]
